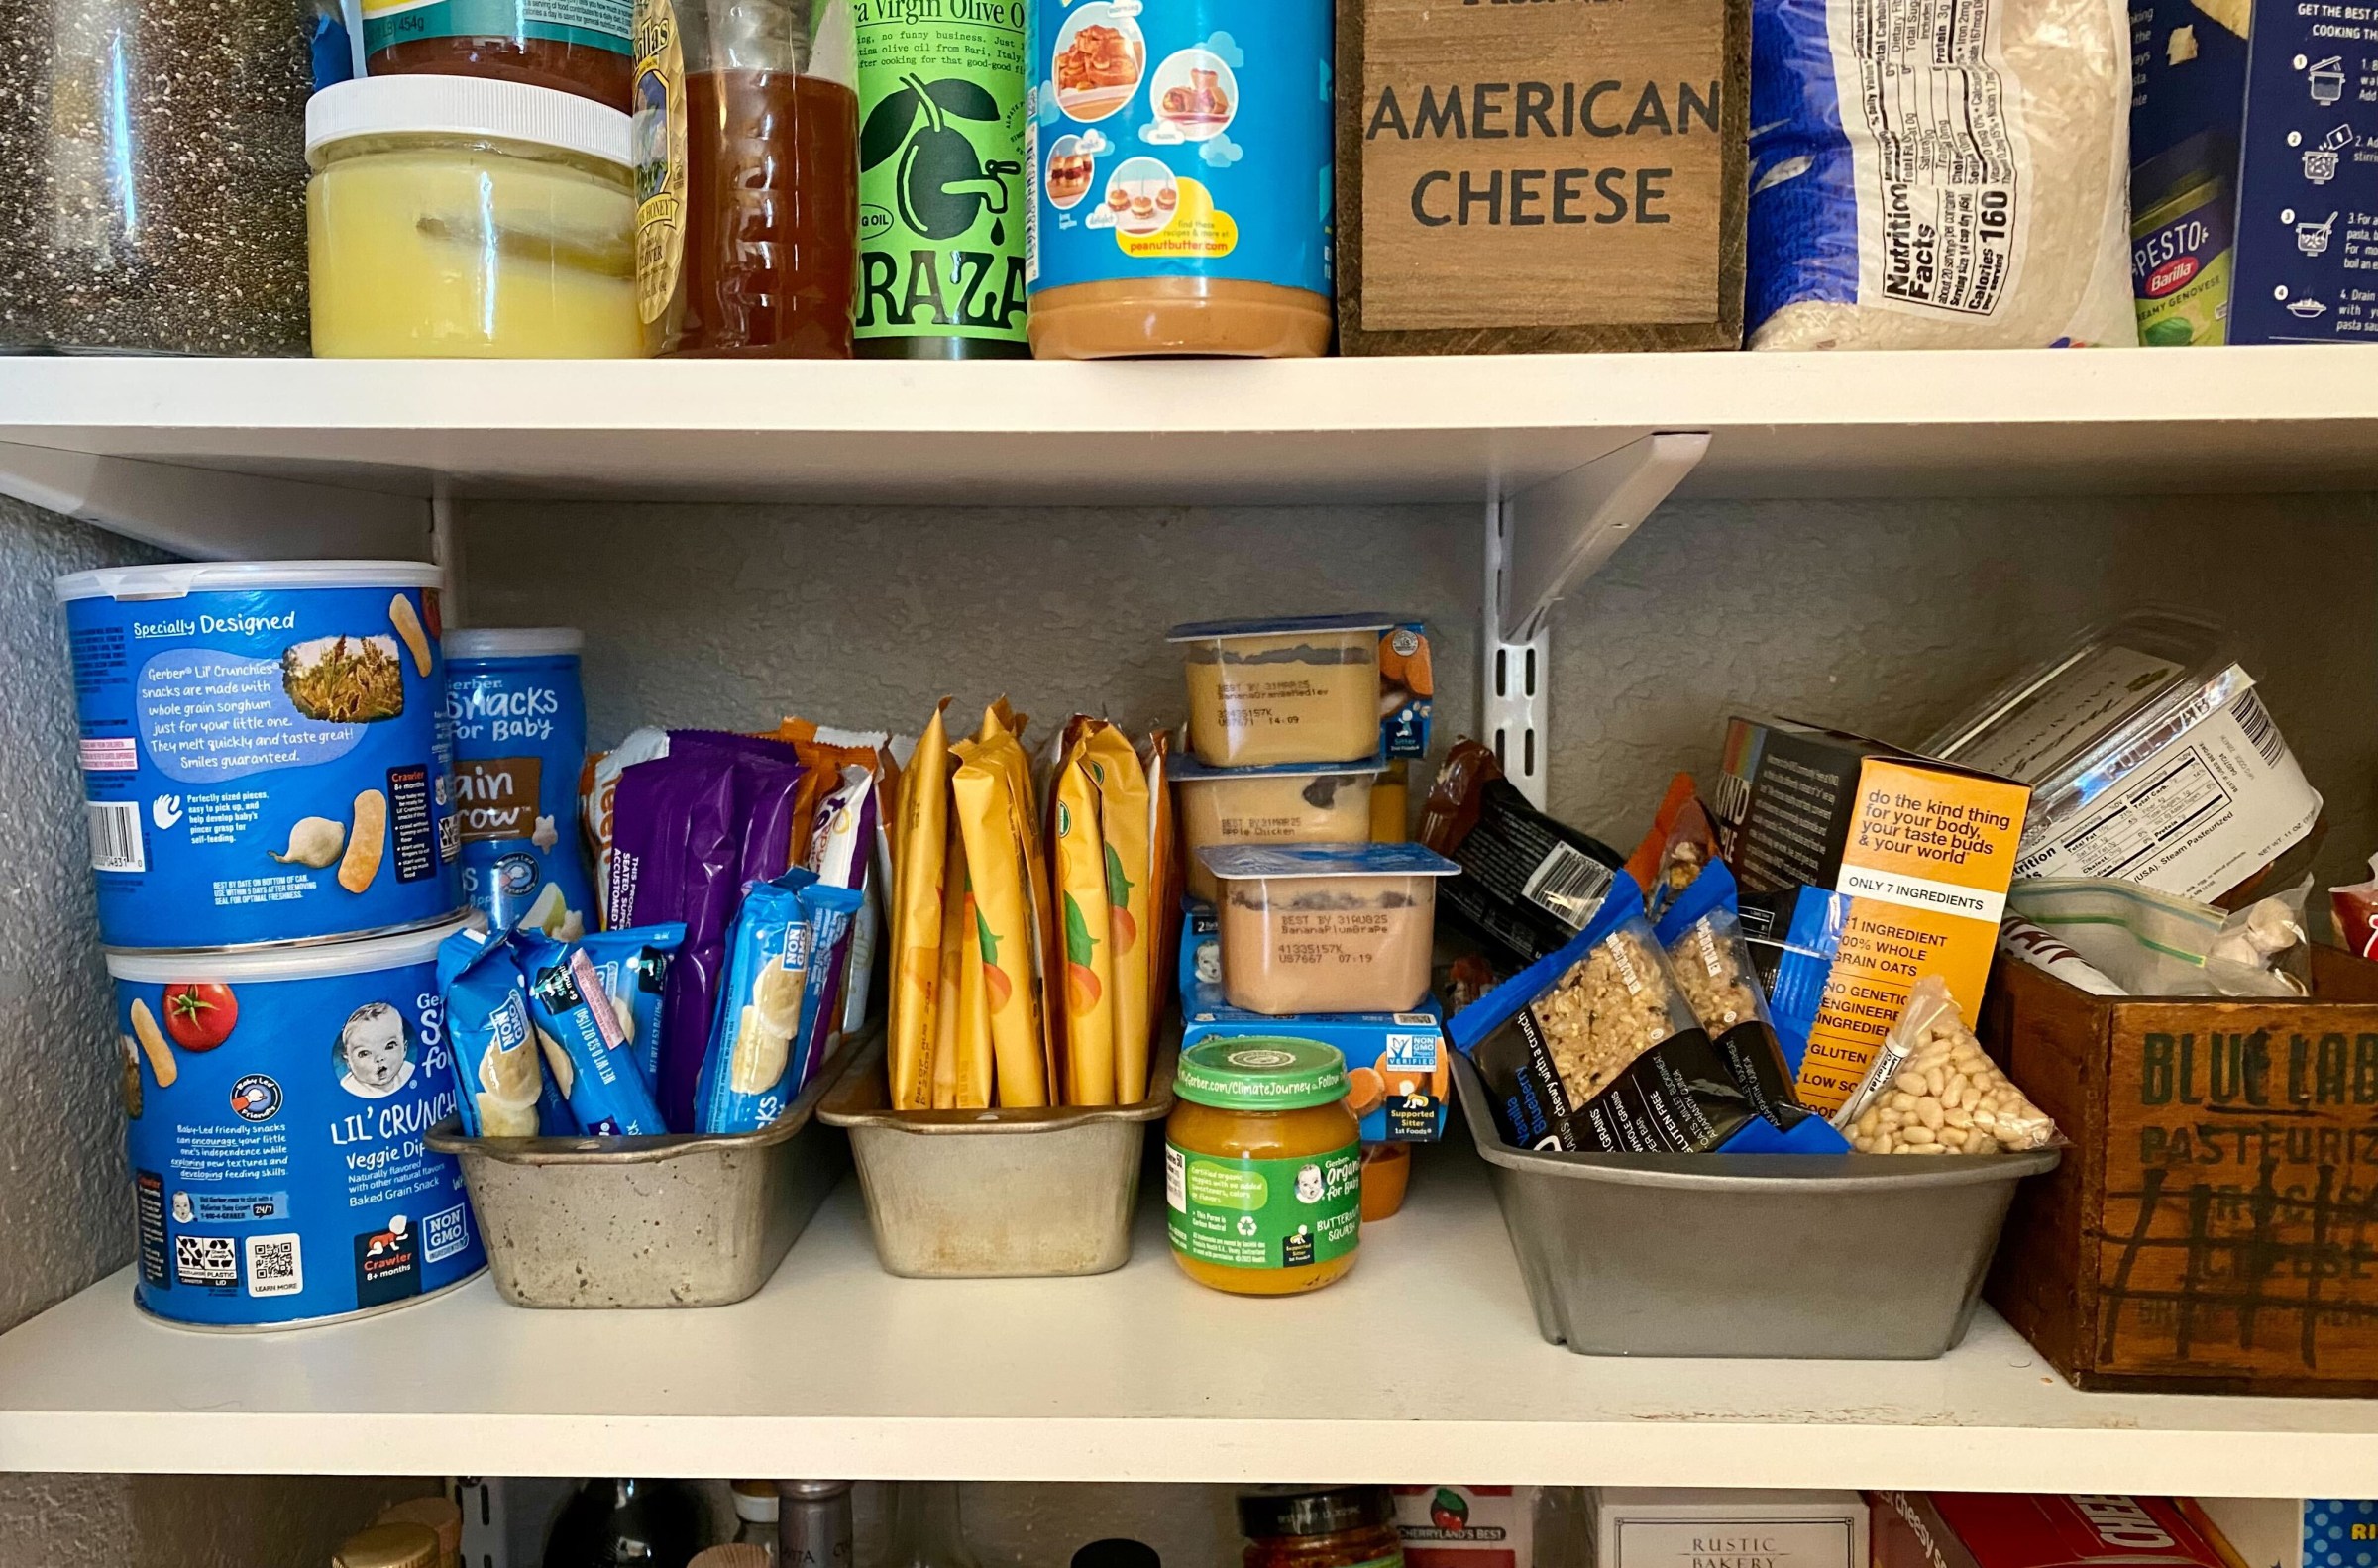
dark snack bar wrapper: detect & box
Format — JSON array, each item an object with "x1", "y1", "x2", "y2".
[
  {"x1": 1652, "y1": 861, "x2": 1815, "y2": 1133},
  {"x1": 1419, "y1": 738, "x2": 1625, "y2": 967},
  {"x1": 611, "y1": 731, "x2": 805, "y2": 1130},
  {"x1": 1450, "y1": 874, "x2": 1764, "y2": 1153}
]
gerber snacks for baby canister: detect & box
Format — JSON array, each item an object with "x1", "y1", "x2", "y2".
[
  {"x1": 107, "y1": 914, "x2": 486, "y2": 1328},
  {"x1": 1027, "y1": 0, "x2": 1334, "y2": 357},
  {"x1": 443, "y1": 628, "x2": 596, "y2": 941},
  {"x1": 57, "y1": 562, "x2": 464, "y2": 951}
]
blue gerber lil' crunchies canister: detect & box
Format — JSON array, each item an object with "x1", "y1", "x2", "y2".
[
  {"x1": 1026, "y1": 0, "x2": 1334, "y2": 357},
  {"x1": 443, "y1": 628, "x2": 597, "y2": 940},
  {"x1": 106, "y1": 914, "x2": 486, "y2": 1328},
  {"x1": 56, "y1": 561, "x2": 464, "y2": 951}
]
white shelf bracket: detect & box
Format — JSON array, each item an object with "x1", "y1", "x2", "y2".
[
  {"x1": 0, "y1": 440, "x2": 432, "y2": 561},
  {"x1": 1482, "y1": 431, "x2": 1709, "y2": 807}
]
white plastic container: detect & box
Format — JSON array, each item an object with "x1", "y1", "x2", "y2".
[
  {"x1": 1199, "y1": 842, "x2": 1459, "y2": 1015},
  {"x1": 1174, "y1": 754, "x2": 1384, "y2": 903},
  {"x1": 1167, "y1": 614, "x2": 1391, "y2": 768}
]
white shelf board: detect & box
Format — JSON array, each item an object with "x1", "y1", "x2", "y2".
[
  {"x1": 4, "y1": 1139, "x2": 2376, "y2": 1491},
  {"x1": 0, "y1": 348, "x2": 2370, "y2": 517}
]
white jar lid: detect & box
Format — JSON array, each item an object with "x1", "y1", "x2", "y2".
[
  {"x1": 55, "y1": 560, "x2": 443, "y2": 602},
  {"x1": 305, "y1": 76, "x2": 633, "y2": 171},
  {"x1": 444, "y1": 627, "x2": 585, "y2": 659}
]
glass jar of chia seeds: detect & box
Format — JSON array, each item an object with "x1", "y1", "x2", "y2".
[{"x1": 0, "y1": 0, "x2": 313, "y2": 353}]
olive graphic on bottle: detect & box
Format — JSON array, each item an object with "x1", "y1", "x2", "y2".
[{"x1": 860, "y1": 72, "x2": 1022, "y2": 243}]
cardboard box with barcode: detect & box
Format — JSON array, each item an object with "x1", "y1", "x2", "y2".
[
  {"x1": 1178, "y1": 900, "x2": 1450, "y2": 1142},
  {"x1": 1870, "y1": 1493, "x2": 2245, "y2": 1568},
  {"x1": 1593, "y1": 1490, "x2": 1865, "y2": 1568},
  {"x1": 1712, "y1": 719, "x2": 2030, "y2": 1115}
]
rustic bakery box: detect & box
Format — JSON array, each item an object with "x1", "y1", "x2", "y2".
[{"x1": 1981, "y1": 944, "x2": 2378, "y2": 1395}]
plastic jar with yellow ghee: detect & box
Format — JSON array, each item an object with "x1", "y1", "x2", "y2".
[
  {"x1": 1025, "y1": 0, "x2": 1333, "y2": 357},
  {"x1": 1166, "y1": 1037, "x2": 1360, "y2": 1295},
  {"x1": 306, "y1": 77, "x2": 641, "y2": 358}
]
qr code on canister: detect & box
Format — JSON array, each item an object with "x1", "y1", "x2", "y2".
[
  {"x1": 174, "y1": 1235, "x2": 236, "y2": 1288},
  {"x1": 245, "y1": 1233, "x2": 303, "y2": 1298}
]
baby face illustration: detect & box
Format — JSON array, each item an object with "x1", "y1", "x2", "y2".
[
  {"x1": 1295, "y1": 1163, "x2": 1326, "y2": 1203},
  {"x1": 338, "y1": 1002, "x2": 412, "y2": 1098}
]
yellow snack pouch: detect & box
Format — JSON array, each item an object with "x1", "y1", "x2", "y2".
[
  {"x1": 888, "y1": 700, "x2": 951, "y2": 1110},
  {"x1": 1140, "y1": 729, "x2": 1181, "y2": 1017},
  {"x1": 933, "y1": 811, "x2": 991, "y2": 1108},
  {"x1": 1053, "y1": 725, "x2": 1118, "y2": 1106},
  {"x1": 951, "y1": 736, "x2": 1049, "y2": 1107},
  {"x1": 1081, "y1": 724, "x2": 1152, "y2": 1105},
  {"x1": 976, "y1": 704, "x2": 1062, "y2": 1098}
]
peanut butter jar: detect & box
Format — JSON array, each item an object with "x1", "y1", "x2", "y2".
[{"x1": 1200, "y1": 842, "x2": 1459, "y2": 1015}]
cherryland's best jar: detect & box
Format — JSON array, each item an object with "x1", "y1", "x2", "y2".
[
  {"x1": 306, "y1": 76, "x2": 640, "y2": 358},
  {"x1": 1165, "y1": 1037, "x2": 1359, "y2": 1295}
]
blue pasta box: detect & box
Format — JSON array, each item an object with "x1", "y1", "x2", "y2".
[
  {"x1": 2131, "y1": 0, "x2": 2378, "y2": 343},
  {"x1": 1178, "y1": 899, "x2": 1450, "y2": 1140}
]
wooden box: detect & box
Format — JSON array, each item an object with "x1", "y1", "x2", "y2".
[
  {"x1": 1981, "y1": 945, "x2": 2378, "y2": 1395},
  {"x1": 1334, "y1": 0, "x2": 1749, "y2": 356}
]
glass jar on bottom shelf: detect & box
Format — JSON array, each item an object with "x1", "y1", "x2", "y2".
[{"x1": 1241, "y1": 1487, "x2": 1404, "y2": 1568}]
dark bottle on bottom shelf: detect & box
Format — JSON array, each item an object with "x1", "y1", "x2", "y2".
[{"x1": 544, "y1": 1478, "x2": 705, "y2": 1568}]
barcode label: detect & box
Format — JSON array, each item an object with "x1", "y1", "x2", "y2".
[
  {"x1": 1520, "y1": 841, "x2": 1613, "y2": 931},
  {"x1": 86, "y1": 800, "x2": 144, "y2": 873},
  {"x1": 2232, "y1": 688, "x2": 2287, "y2": 769},
  {"x1": 245, "y1": 1233, "x2": 303, "y2": 1298}
]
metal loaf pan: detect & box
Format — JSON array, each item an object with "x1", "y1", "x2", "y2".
[
  {"x1": 425, "y1": 1040, "x2": 855, "y2": 1309},
  {"x1": 1452, "y1": 1052, "x2": 2059, "y2": 1359},
  {"x1": 819, "y1": 1036, "x2": 1176, "y2": 1278}
]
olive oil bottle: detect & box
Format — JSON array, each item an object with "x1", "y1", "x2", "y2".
[{"x1": 851, "y1": 0, "x2": 1029, "y2": 357}]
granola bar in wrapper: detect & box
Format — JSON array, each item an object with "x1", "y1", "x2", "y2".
[
  {"x1": 1449, "y1": 873, "x2": 1767, "y2": 1153},
  {"x1": 1652, "y1": 860, "x2": 1823, "y2": 1138}
]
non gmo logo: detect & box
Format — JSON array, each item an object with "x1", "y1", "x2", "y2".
[{"x1": 230, "y1": 1074, "x2": 282, "y2": 1122}]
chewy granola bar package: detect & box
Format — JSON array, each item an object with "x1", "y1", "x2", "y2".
[{"x1": 1448, "y1": 874, "x2": 1767, "y2": 1153}]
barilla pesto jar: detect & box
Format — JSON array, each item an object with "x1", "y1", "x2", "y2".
[
  {"x1": 1165, "y1": 1036, "x2": 1359, "y2": 1295},
  {"x1": 106, "y1": 914, "x2": 486, "y2": 1329},
  {"x1": 443, "y1": 628, "x2": 596, "y2": 939},
  {"x1": 1026, "y1": 0, "x2": 1333, "y2": 358},
  {"x1": 56, "y1": 562, "x2": 463, "y2": 952}
]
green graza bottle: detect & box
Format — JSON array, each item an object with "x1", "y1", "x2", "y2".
[{"x1": 850, "y1": 0, "x2": 1030, "y2": 357}]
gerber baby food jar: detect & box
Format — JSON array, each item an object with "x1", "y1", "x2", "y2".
[
  {"x1": 1166, "y1": 1036, "x2": 1359, "y2": 1294},
  {"x1": 444, "y1": 628, "x2": 597, "y2": 939},
  {"x1": 57, "y1": 562, "x2": 463, "y2": 951},
  {"x1": 1027, "y1": 0, "x2": 1333, "y2": 357},
  {"x1": 107, "y1": 914, "x2": 486, "y2": 1328}
]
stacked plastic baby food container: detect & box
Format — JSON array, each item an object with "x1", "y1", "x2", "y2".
[
  {"x1": 54, "y1": 561, "x2": 483, "y2": 1330},
  {"x1": 1164, "y1": 615, "x2": 1457, "y2": 1293}
]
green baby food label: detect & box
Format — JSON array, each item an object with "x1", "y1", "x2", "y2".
[
  {"x1": 1165, "y1": 1140, "x2": 1360, "y2": 1270},
  {"x1": 364, "y1": 0, "x2": 634, "y2": 55},
  {"x1": 853, "y1": 0, "x2": 1029, "y2": 342}
]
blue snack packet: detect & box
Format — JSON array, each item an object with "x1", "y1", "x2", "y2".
[
  {"x1": 695, "y1": 870, "x2": 818, "y2": 1135},
  {"x1": 517, "y1": 931, "x2": 668, "y2": 1136},
  {"x1": 438, "y1": 925, "x2": 571, "y2": 1137},
  {"x1": 580, "y1": 921, "x2": 687, "y2": 1091},
  {"x1": 791, "y1": 882, "x2": 865, "y2": 1091},
  {"x1": 1654, "y1": 862, "x2": 1831, "y2": 1150}
]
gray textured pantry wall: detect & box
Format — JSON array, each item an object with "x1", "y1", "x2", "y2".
[
  {"x1": 461, "y1": 491, "x2": 2378, "y2": 895},
  {"x1": 0, "y1": 499, "x2": 427, "y2": 1568}
]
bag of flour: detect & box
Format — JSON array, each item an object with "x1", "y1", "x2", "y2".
[{"x1": 1745, "y1": 0, "x2": 2138, "y2": 349}]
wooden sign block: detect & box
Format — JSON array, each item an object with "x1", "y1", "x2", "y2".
[
  {"x1": 1336, "y1": 0, "x2": 1749, "y2": 355},
  {"x1": 1983, "y1": 945, "x2": 2378, "y2": 1396}
]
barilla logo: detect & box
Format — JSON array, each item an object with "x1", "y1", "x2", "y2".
[{"x1": 2071, "y1": 1498, "x2": 2176, "y2": 1551}]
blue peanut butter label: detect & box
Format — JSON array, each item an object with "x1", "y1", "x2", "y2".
[
  {"x1": 447, "y1": 652, "x2": 596, "y2": 939},
  {"x1": 114, "y1": 946, "x2": 485, "y2": 1327},
  {"x1": 1027, "y1": 0, "x2": 1333, "y2": 297},
  {"x1": 63, "y1": 580, "x2": 462, "y2": 950}
]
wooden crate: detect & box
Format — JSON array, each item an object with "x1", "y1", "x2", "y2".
[
  {"x1": 1981, "y1": 945, "x2": 2378, "y2": 1395},
  {"x1": 1334, "y1": 0, "x2": 1749, "y2": 355}
]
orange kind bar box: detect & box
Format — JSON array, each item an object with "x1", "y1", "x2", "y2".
[{"x1": 1714, "y1": 719, "x2": 2031, "y2": 1114}]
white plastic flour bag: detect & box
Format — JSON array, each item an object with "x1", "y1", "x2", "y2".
[{"x1": 1745, "y1": 0, "x2": 2138, "y2": 349}]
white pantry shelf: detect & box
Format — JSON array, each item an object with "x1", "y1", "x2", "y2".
[
  {"x1": 0, "y1": 347, "x2": 2369, "y2": 543},
  {"x1": 3, "y1": 1140, "x2": 2376, "y2": 1491}
]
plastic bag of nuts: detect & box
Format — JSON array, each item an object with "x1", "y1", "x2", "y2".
[
  {"x1": 1840, "y1": 977, "x2": 2059, "y2": 1155},
  {"x1": 1654, "y1": 861, "x2": 1809, "y2": 1128}
]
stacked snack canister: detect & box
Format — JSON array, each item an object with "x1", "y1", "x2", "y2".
[{"x1": 56, "y1": 561, "x2": 485, "y2": 1329}]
